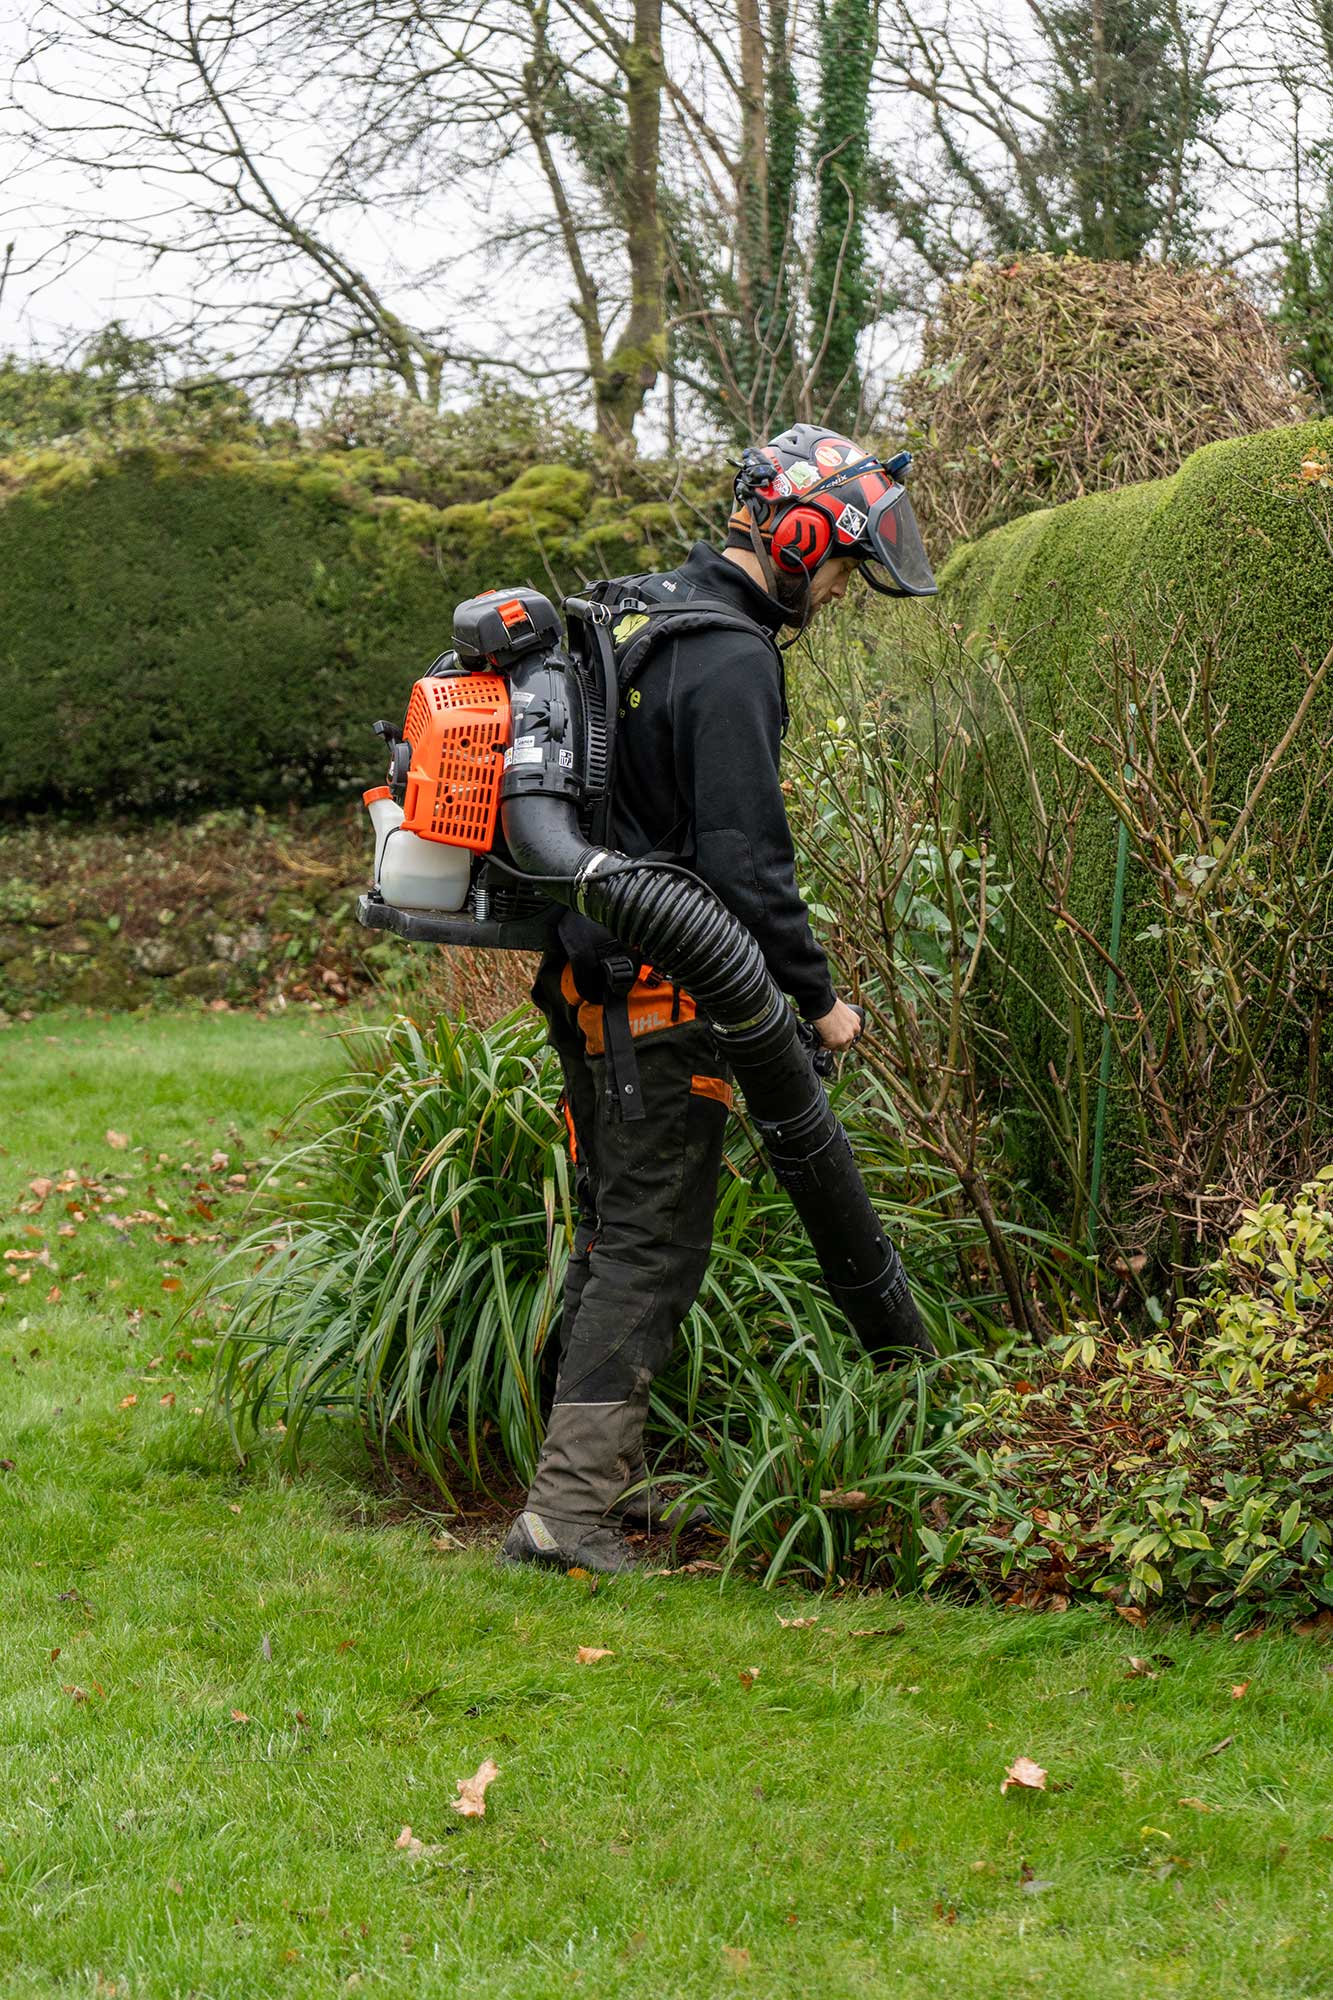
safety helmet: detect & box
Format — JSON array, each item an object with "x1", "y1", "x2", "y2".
[{"x1": 729, "y1": 421, "x2": 937, "y2": 597}]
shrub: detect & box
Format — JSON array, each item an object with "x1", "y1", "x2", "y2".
[
  {"x1": 902, "y1": 255, "x2": 1304, "y2": 542},
  {"x1": 0, "y1": 443, "x2": 688, "y2": 812},
  {"x1": 914, "y1": 1171, "x2": 1333, "y2": 1625},
  {"x1": 924, "y1": 422, "x2": 1333, "y2": 1245},
  {"x1": 210, "y1": 1007, "x2": 1022, "y2": 1580}
]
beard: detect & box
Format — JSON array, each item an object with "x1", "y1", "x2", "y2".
[{"x1": 769, "y1": 566, "x2": 811, "y2": 620}]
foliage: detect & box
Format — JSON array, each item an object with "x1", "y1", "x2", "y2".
[
  {"x1": 807, "y1": 0, "x2": 879, "y2": 429},
  {"x1": 918, "y1": 1172, "x2": 1333, "y2": 1623},
  {"x1": 211, "y1": 1007, "x2": 1021, "y2": 1578},
  {"x1": 0, "y1": 440, "x2": 704, "y2": 813},
  {"x1": 1042, "y1": 0, "x2": 1216, "y2": 260},
  {"x1": 928, "y1": 421, "x2": 1333, "y2": 1236},
  {"x1": 0, "y1": 324, "x2": 259, "y2": 454},
  {"x1": 902, "y1": 256, "x2": 1303, "y2": 541},
  {"x1": 1279, "y1": 170, "x2": 1333, "y2": 411},
  {"x1": 305, "y1": 382, "x2": 600, "y2": 503}
]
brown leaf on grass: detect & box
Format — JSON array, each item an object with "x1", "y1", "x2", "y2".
[
  {"x1": 159, "y1": 1392, "x2": 176, "y2": 1408},
  {"x1": 576, "y1": 1646, "x2": 614, "y2": 1665},
  {"x1": 161, "y1": 1278, "x2": 182, "y2": 1294},
  {"x1": 847, "y1": 1623, "x2": 907, "y2": 1639},
  {"x1": 1294, "y1": 1609, "x2": 1333, "y2": 1640},
  {"x1": 1232, "y1": 1620, "x2": 1265, "y2": 1642},
  {"x1": 566, "y1": 1566, "x2": 591, "y2": 1582},
  {"x1": 50, "y1": 1647, "x2": 59, "y2": 1662},
  {"x1": 818, "y1": 1488, "x2": 872, "y2": 1510},
  {"x1": 63, "y1": 1684, "x2": 89, "y2": 1702},
  {"x1": 1203, "y1": 1734, "x2": 1234, "y2": 1757},
  {"x1": 1179, "y1": 1797, "x2": 1217, "y2": 1812},
  {"x1": 1126, "y1": 1657, "x2": 1158, "y2": 1678},
  {"x1": 29, "y1": 1177, "x2": 54, "y2": 1202},
  {"x1": 0, "y1": 1459, "x2": 16, "y2": 1473},
  {"x1": 230, "y1": 1710, "x2": 250, "y2": 1724},
  {"x1": 1001, "y1": 1756, "x2": 1048, "y2": 1795},
  {"x1": 119, "y1": 1395, "x2": 137, "y2": 1409},
  {"x1": 776, "y1": 1615, "x2": 819, "y2": 1629},
  {"x1": 451, "y1": 1758, "x2": 499, "y2": 1818},
  {"x1": 47, "y1": 1285, "x2": 62, "y2": 1303},
  {"x1": 394, "y1": 1825, "x2": 443, "y2": 1859},
  {"x1": 721, "y1": 1946, "x2": 751, "y2": 1972},
  {"x1": 1231, "y1": 1680, "x2": 1251, "y2": 1699},
  {"x1": 1115, "y1": 1605, "x2": 1148, "y2": 1629},
  {"x1": 738, "y1": 1666, "x2": 761, "y2": 1691},
  {"x1": 105, "y1": 1130, "x2": 129, "y2": 1150}
]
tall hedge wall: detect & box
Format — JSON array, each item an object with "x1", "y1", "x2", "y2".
[
  {"x1": 937, "y1": 416, "x2": 1333, "y2": 1193},
  {"x1": 0, "y1": 445, "x2": 672, "y2": 811}
]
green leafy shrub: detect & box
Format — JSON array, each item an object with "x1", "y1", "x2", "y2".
[
  {"x1": 0, "y1": 440, "x2": 699, "y2": 813},
  {"x1": 210, "y1": 1007, "x2": 1019, "y2": 1579},
  {"x1": 913, "y1": 1171, "x2": 1333, "y2": 1622},
  {"x1": 926, "y1": 422, "x2": 1333, "y2": 1228}
]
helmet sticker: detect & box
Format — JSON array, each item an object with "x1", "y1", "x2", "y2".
[
  {"x1": 761, "y1": 468, "x2": 794, "y2": 498},
  {"x1": 815, "y1": 438, "x2": 851, "y2": 471},
  {"x1": 786, "y1": 460, "x2": 819, "y2": 491},
  {"x1": 835, "y1": 501, "x2": 868, "y2": 542}
]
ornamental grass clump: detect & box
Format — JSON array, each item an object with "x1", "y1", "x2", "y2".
[
  {"x1": 209, "y1": 1007, "x2": 1016, "y2": 1580},
  {"x1": 903, "y1": 255, "x2": 1303, "y2": 542}
]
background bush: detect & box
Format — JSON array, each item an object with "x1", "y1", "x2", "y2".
[
  {"x1": 923, "y1": 418, "x2": 1333, "y2": 1235},
  {"x1": 902, "y1": 255, "x2": 1304, "y2": 542},
  {"x1": 0, "y1": 440, "x2": 699, "y2": 813}
]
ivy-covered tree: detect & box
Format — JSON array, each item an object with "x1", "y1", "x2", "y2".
[{"x1": 807, "y1": 0, "x2": 878, "y2": 427}]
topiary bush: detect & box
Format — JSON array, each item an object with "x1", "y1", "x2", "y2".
[
  {"x1": 926, "y1": 419, "x2": 1333, "y2": 1240},
  {"x1": 0, "y1": 441, "x2": 698, "y2": 813},
  {"x1": 903, "y1": 255, "x2": 1304, "y2": 542}
]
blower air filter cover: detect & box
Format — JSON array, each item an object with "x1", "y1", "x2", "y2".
[
  {"x1": 401, "y1": 672, "x2": 510, "y2": 853},
  {"x1": 453, "y1": 587, "x2": 562, "y2": 669}
]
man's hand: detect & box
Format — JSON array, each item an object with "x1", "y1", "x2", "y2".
[{"x1": 811, "y1": 998, "x2": 863, "y2": 1052}]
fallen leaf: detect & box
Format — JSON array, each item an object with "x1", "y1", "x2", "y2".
[
  {"x1": 395, "y1": 1825, "x2": 424, "y2": 1856},
  {"x1": 228, "y1": 1504, "x2": 241, "y2": 1515},
  {"x1": 1231, "y1": 1680, "x2": 1251, "y2": 1699},
  {"x1": 63, "y1": 1684, "x2": 89, "y2": 1702},
  {"x1": 1203, "y1": 1734, "x2": 1234, "y2": 1757},
  {"x1": 738, "y1": 1666, "x2": 760, "y2": 1691},
  {"x1": 168, "y1": 1879, "x2": 183, "y2": 1896},
  {"x1": 566, "y1": 1566, "x2": 591, "y2": 1582},
  {"x1": 776, "y1": 1615, "x2": 819, "y2": 1629},
  {"x1": 46, "y1": 1285, "x2": 62, "y2": 1304},
  {"x1": 451, "y1": 1757, "x2": 499, "y2": 1818},
  {"x1": 847, "y1": 1623, "x2": 906, "y2": 1639},
  {"x1": 1125, "y1": 1657, "x2": 1159, "y2": 1679},
  {"x1": 159, "y1": 1392, "x2": 176, "y2": 1408},
  {"x1": 105, "y1": 1130, "x2": 129, "y2": 1150},
  {"x1": 1232, "y1": 1620, "x2": 1265, "y2": 1642},
  {"x1": 576, "y1": 1646, "x2": 614, "y2": 1665},
  {"x1": 1019, "y1": 1861, "x2": 1056, "y2": 1895},
  {"x1": 119, "y1": 1395, "x2": 137, "y2": 1409},
  {"x1": 1294, "y1": 1609, "x2": 1333, "y2": 1640},
  {"x1": 818, "y1": 1488, "x2": 872, "y2": 1510},
  {"x1": 50, "y1": 1647, "x2": 59, "y2": 1662},
  {"x1": 1001, "y1": 1756, "x2": 1048, "y2": 1795},
  {"x1": 161, "y1": 1278, "x2": 182, "y2": 1294},
  {"x1": 0, "y1": 1459, "x2": 15, "y2": 1473},
  {"x1": 721, "y1": 1945, "x2": 751, "y2": 1972},
  {"x1": 1115, "y1": 1605, "x2": 1147, "y2": 1630},
  {"x1": 29, "y1": 1177, "x2": 54, "y2": 1201},
  {"x1": 230, "y1": 1710, "x2": 250, "y2": 1724},
  {"x1": 1178, "y1": 1797, "x2": 1216, "y2": 1812},
  {"x1": 932, "y1": 1900, "x2": 958, "y2": 1923}
]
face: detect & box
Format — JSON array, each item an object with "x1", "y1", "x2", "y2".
[{"x1": 806, "y1": 555, "x2": 859, "y2": 614}]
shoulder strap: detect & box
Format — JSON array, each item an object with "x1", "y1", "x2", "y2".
[{"x1": 610, "y1": 599, "x2": 781, "y2": 693}]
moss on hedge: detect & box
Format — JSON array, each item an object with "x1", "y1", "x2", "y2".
[
  {"x1": 0, "y1": 443, "x2": 681, "y2": 811},
  {"x1": 937, "y1": 416, "x2": 1333, "y2": 1198}
]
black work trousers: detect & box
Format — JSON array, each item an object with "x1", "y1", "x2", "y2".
[{"x1": 528, "y1": 956, "x2": 732, "y2": 1520}]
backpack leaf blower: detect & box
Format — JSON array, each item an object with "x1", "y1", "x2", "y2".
[{"x1": 358, "y1": 585, "x2": 933, "y2": 1360}]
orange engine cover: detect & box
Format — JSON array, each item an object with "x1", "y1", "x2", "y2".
[{"x1": 401, "y1": 672, "x2": 510, "y2": 852}]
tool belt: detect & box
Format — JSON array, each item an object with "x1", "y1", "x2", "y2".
[{"x1": 558, "y1": 950, "x2": 696, "y2": 1124}]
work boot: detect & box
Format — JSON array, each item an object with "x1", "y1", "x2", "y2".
[
  {"x1": 617, "y1": 1460, "x2": 711, "y2": 1534},
  {"x1": 501, "y1": 1392, "x2": 647, "y2": 1576},
  {"x1": 498, "y1": 1508, "x2": 636, "y2": 1575}
]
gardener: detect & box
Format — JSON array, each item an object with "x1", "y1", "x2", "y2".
[{"x1": 501, "y1": 423, "x2": 936, "y2": 1575}]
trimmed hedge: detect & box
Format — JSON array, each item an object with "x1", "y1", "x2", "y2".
[
  {"x1": 936, "y1": 416, "x2": 1333, "y2": 1196},
  {"x1": 0, "y1": 444, "x2": 677, "y2": 811}
]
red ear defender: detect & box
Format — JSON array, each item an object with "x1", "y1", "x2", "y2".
[{"x1": 769, "y1": 505, "x2": 833, "y2": 574}]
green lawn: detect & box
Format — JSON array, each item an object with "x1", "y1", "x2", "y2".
[{"x1": 3, "y1": 1011, "x2": 1333, "y2": 2000}]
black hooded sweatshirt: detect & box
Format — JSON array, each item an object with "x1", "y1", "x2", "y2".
[{"x1": 593, "y1": 541, "x2": 837, "y2": 1023}]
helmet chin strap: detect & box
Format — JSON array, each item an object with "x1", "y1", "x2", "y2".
[{"x1": 746, "y1": 512, "x2": 814, "y2": 639}]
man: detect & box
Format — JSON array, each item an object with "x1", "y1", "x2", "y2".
[{"x1": 500, "y1": 423, "x2": 935, "y2": 1575}]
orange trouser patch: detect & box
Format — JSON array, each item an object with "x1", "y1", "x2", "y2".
[
  {"x1": 559, "y1": 961, "x2": 697, "y2": 1056},
  {"x1": 690, "y1": 1074, "x2": 733, "y2": 1109}
]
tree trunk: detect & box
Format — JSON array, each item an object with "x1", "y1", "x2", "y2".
[{"x1": 596, "y1": 0, "x2": 666, "y2": 442}]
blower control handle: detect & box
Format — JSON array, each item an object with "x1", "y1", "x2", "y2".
[{"x1": 797, "y1": 1003, "x2": 866, "y2": 1079}]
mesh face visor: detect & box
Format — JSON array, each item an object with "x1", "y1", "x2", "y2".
[{"x1": 860, "y1": 485, "x2": 937, "y2": 597}]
